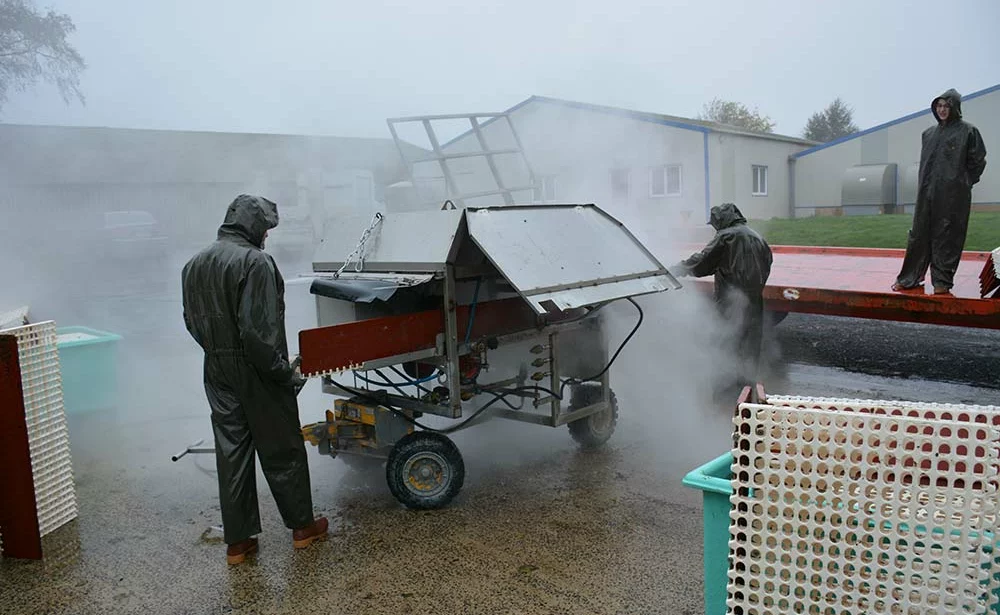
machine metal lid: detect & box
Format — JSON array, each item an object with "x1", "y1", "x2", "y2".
[{"x1": 464, "y1": 204, "x2": 680, "y2": 314}]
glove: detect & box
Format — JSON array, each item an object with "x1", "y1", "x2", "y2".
[
  {"x1": 289, "y1": 355, "x2": 307, "y2": 395},
  {"x1": 669, "y1": 263, "x2": 688, "y2": 278},
  {"x1": 291, "y1": 372, "x2": 308, "y2": 395}
]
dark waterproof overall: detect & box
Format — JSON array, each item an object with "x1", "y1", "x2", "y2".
[
  {"x1": 678, "y1": 203, "x2": 773, "y2": 382},
  {"x1": 182, "y1": 195, "x2": 313, "y2": 544},
  {"x1": 896, "y1": 89, "x2": 988, "y2": 291}
]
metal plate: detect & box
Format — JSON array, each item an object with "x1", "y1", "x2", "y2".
[
  {"x1": 312, "y1": 210, "x2": 463, "y2": 273},
  {"x1": 465, "y1": 205, "x2": 678, "y2": 313},
  {"x1": 299, "y1": 297, "x2": 540, "y2": 377}
]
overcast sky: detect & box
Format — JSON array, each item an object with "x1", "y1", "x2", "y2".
[{"x1": 2, "y1": 0, "x2": 998, "y2": 140}]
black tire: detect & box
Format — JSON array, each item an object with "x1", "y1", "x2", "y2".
[
  {"x1": 567, "y1": 384, "x2": 619, "y2": 449},
  {"x1": 386, "y1": 431, "x2": 465, "y2": 510}
]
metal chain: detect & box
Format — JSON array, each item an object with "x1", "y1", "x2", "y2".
[{"x1": 334, "y1": 212, "x2": 383, "y2": 279}]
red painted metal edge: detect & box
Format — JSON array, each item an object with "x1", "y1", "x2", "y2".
[
  {"x1": 769, "y1": 245, "x2": 991, "y2": 261},
  {"x1": 0, "y1": 334, "x2": 43, "y2": 560},
  {"x1": 760, "y1": 287, "x2": 1000, "y2": 329},
  {"x1": 685, "y1": 245, "x2": 1000, "y2": 330},
  {"x1": 691, "y1": 278, "x2": 1000, "y2": 330},
  {"x1": 682, "y1": 243, "x2": 992, "y2": 261},
  {"x1": 299, "y1": 297, "x2": 543, "y2": 376}
]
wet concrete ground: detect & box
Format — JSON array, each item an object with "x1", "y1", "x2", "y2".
[{"x1": 2, "y1": 255, "x2": 999, "y2": 615}]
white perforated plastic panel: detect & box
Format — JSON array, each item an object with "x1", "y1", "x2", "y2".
[
  {"x1": 1, "y1": 322, "x2": 78, "y2": 556},
  {"x1": 730, "y1": 402, "x2": 1000, "y2": 615},
  {"x1": 768, "y1": 396, "x2": 1000, "y2": 427}
]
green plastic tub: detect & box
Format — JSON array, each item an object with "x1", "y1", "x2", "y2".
[
  {"x1": 682, "y1": 452, "x2": 733, "y2": 615},
  {"x1": 56, "y1": 326, "x2": 122, "y2": 414}
]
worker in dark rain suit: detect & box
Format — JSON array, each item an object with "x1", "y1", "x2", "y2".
[
  {"x1": 182, "y1": 194, "x2": 327, "y2": 565},
  {"x1": 893, "y1": 88, "x2": 987, "y2": 295},
  {"x1": 672, "y1": 203, "x2": 773, "y2": 385}
]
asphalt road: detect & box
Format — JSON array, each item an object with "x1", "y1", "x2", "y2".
[{"x1": 772, "y1": 312, "x2": 1000, "y2": 390}]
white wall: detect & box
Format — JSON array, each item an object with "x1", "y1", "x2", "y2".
[
  {"x1": 710, "y1": 133, "x2": 804, "y2": 220},
  {"x1": 793, "y1": 138, "x2": 863, "y2": 213}
]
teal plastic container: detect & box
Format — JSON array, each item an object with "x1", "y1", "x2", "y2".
[
  {"x1": 683, "y1": 452, "x2": 1000, "y2": 614},
  {"x1": 682, "y1": 452, "x2": 733, "y2": 615},
  {"x1": 56, "y1": 326, "x2": 122, "y2": 414}
]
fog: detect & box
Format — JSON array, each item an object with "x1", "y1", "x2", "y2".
[
  {"x1": 3, "y1": 0, "x2": 999, "y2": 139},
  {"x1": 0, "y1": 108, "x2": 764, "y2": 496},
  {"x1": 3, "y1": 5, "x2": 999, "y2": 613},
  {"x1": 0, "y1": 0, "x2": 991, "y2": 535}
]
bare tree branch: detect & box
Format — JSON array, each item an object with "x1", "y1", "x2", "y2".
[{"x1": 0, "y1": 0, "x2": 86, "y2": 112}]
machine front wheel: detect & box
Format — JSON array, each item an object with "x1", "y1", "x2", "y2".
[
  {"x1": 386, "y1": 431, "x2": 465, "y2": 510},
  {"x1": 567, "y1": 384, "x2": 619, "y2": 449}
]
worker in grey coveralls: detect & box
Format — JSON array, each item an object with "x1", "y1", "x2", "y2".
[
  {"x1": 181, "y1": 194, "x2": 327, "y2": 564},
  {"x1": 893, "y1": 88, "x2": 987, "y2": 295}
]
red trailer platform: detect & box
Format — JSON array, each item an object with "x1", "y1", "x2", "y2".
[{"x1": 690, "y1": 246, "x2": 1000, "y2": 330}]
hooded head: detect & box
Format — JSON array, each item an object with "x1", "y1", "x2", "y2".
[
  {"x1": 218, "y1": 194, "x2": 279, "y2": 248},
  {"x1": 931, "y1": 88, "x2": 963, "y2": 124},
  {"x1": 708, "y1": 202, "x2": 747, "y2": 231}
]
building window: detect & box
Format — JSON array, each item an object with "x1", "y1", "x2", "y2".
[
  {"x1": 533, "y1": 175, "x2": 557, "y2": 203},
  {"x1": 611, "y1": 168, "x2": 630, "y2": 206},
  {"x1": 649, "y1": 165, "x2": 682, "y2": 197},
  {"x1": 752, "y1": 165, "x2": 768, "y2": 196}
]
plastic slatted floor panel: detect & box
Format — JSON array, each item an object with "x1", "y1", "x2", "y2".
[
  {"x1": 729, "y1": 403, "x2": 1000, "y2": 615},
  {"x1": 767, "y1": 396, "x2": 1000, "y2": 422},
  {"x1": 7, "y1": 322, "x2": 78, "y2": 546}
]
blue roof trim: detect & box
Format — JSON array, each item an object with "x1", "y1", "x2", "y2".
[
  {"x1": 793, "y1": 83, "x2": 1000, "y2": 159},
  {"x1": 703, "y1": 132, "x2": 711, "y2": 222}
]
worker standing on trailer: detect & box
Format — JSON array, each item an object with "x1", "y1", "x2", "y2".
[
  {"x1": 181, "y1": 194, "x2": 328, "y2": 565},
  {"x1": 893, "y1": 88, "x2": 987, "y2": 295},
  {"x1": 672, "y1": 202, "x2": 773, "y2": 385}
]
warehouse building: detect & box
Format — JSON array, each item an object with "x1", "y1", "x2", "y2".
[
  {"x1": 393, "y1": 96, "x2": 814, "y2": 238},
  {"x1": 0, "y1": 123, "x2": 417, "y2": 254},
  {"x1": 792, "y1": 83, "x2": 999, "y2": 217}
]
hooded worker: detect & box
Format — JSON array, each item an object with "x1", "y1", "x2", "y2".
[
  {"x1": 672, "y1": 203, "x2": 773, "y2": 384},
  {"x1": 181, "y1": 194, "x2": 327, "y2": 565},
  {"x1": 893, "y1": 88, "x2": 988, "y2": 294}
]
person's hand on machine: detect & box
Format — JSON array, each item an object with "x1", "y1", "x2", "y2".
[{"x1": 290, "y1": 355, "x2": 307, "y2": 395}]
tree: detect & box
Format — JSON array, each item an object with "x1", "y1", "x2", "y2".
[
  {"x1": 0, "y1": 0, "x2": 85, "y2": 112},
  {"x1": 803, "y1": 98, "x2": 859, "y2": 142},
  {"x1": 699, "y1": 98, "x2": 775, "y2": 133}
]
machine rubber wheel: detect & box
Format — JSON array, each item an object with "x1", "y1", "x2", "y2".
[
  {"x1": 386, "y1": 431, "x2": 465, "y2": 510},
  {"x1": 567, "y1": 384, "x2": 619, "y2": 449}
]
